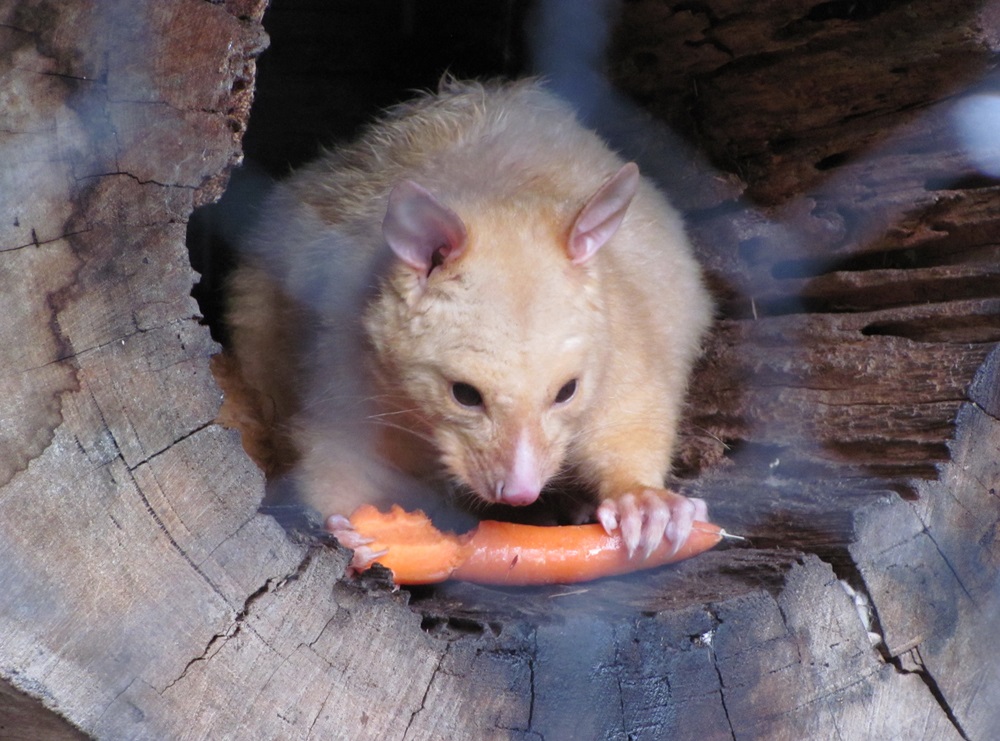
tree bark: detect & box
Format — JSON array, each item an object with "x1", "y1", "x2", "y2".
[{"x1": 1, "y1": 0, "x2": 997, "y2": 739}]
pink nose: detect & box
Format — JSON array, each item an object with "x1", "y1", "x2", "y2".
[
  {"x1": 499, "y1": 484, "x2": 541, "y2": 507},
  {"x1": 498, "y1": 429, "x2": 544, "y2": 506}
]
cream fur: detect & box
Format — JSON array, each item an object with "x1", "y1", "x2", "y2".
[{"x1": 228, "y1": 79, "x2": 713, "y2": 528}]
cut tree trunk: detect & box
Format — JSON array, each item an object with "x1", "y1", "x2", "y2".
[{"x1": 1, "y1": 1, "x2": 998, "y2": 739}]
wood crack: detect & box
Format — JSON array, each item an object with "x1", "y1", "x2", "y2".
[
  {"x1": 74, "y1": 169, "x2": 199, "y2": 191},
  {"x1": 888, "y1": 647, "x2": 971, "y2": 741},
  {"x1": 161, "y1": 549, "x2": 315, "y2": 694},
  {"x1": 524, "y1": 631, "x2": 538, "y2": 737},
  {"x1": 0, "y1": 228, "x2": 93, "y2": 254},
  {"x1": 403, "y1": 648, "x2": 447, "y2": 740},
  {"x1": 126, "y1": 420, "x2": 215, "y2": 473},
  {"x1": 920, "y1": 527, "x2": 977, "y2": 606},
  {"x1": 848, "y1": 518, "x2": 979, "y2": 739},
  {"x1": 704, "y1": 609, "x2": 736, "y2": 741}
]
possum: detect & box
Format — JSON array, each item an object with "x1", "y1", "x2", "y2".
[{"x1": 227, "y1": 79, "x2": 713, "y2": 568}]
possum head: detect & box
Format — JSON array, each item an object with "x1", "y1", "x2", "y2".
[{"x1": 365, "y1": 163, "x2": 640, "y2": 507}]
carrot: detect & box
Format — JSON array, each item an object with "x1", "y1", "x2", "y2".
[
  {"x1": 348, "y1": 504, "x2": 724, "y2": 586},
  {"x1": 347, "y1": 504, "x2": 468, "y2": 584},
  {"x1": 453, "y1": 519, "x2": 723, "y2": 585}
]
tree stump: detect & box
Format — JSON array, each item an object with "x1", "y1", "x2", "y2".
[{"x1": 1, "y1": 1, "x2": 998, "y2": 739}]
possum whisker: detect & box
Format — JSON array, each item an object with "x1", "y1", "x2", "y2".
[
  {"x1": 445, "y1": 480, "x2": 489, "y2": 513},
  {"x1": 364, "y1": 405, "x2": 424, "y2": 420},
  {"x1": 295, "y1": 391, "x2": 370, "y2": 413},
  {"x1": 549, "y1": 469, "x2": 592, "y2": 492},
  {"x1": 364, "y1": 419, "x2": 438, "y2": 446},
  {"x1": 297, "y1": 388, "x2": 415, "y2": 414},
  {"x1": 683, "y1": 425, "x2": 731, "y2": 450}
]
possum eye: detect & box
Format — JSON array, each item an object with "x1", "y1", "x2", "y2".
[
  {"x1": 451, "y1": 382, "x2": 484, "y2": 408},
  {"x1": 554, "y1": 379, "x2": 578, "y2": 404}
]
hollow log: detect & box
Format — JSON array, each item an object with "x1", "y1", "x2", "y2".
[{"x1": 1, "y1": 0, "x2": 998, "y2": 738}]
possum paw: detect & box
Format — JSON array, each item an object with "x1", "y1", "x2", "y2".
[
  {"x1": 326, "y1": 514, "x2": 389, "y2": 573},
  {"x1": 595, "y1": 488, "x2": 708, "y2": 559}
]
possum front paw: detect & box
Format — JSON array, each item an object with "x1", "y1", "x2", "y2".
[
  {"x1": 595, "y1": 488, "x2": 708, "y2": 559},
  {"x1": 325, "y1": 514, "x2": 389, "y2": 574}
]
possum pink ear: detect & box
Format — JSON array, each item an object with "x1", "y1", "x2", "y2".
[
  {"x1": 568, "y1": 162, "x2": 640, "y2": 265},
  {"x1": 383, "y1": 180, "x2": 467, "y2": 274}
]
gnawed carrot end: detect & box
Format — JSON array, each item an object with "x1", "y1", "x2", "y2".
[{"x1": 348, "y1": 504, "x2": 468, "y2": 584}]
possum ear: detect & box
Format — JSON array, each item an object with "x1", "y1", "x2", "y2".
[
  {"x1": 568, "y1": 162, "x2": 640, "y2": 265},
  {"x1": 383, "y1": 180, "x2": 467, "y2": 274}
]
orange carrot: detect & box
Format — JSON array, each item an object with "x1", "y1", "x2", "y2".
[
  {"x1": 347, "y1": 505, "x2": 468, "y2": 584},
  {"x1": 348, "y1": 504, "x2": 724, "y2": 586},
  {"x1": 453, "y1": 519, "x2": 723, "y2": 585}
]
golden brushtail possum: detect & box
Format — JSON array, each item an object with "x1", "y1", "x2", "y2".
[{"x1": 228, "y1": 79, "x2": 713, "y2": 567}]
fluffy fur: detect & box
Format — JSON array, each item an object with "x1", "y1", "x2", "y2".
[{"x1": 228, "y1": 79, "x2": 713, "y2": 558}]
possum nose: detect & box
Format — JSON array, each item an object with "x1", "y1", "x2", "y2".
[
  {"x1": 497, "y1": 430, "x2": 544, "y2": 506},
  {"x1": 498, "y1": 481, "x2": 541, "y2": 506}
]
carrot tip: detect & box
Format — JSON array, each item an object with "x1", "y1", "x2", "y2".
[{"x1": 717, "y1": 529, "x2": 748, "y2": 543}]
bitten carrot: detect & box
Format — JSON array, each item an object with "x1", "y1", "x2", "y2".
[
  {"x1": 348, "y1": 505, "x2": 724, "y2": 586},
  {"x1": 347, "y1": 505, "x2": 468, "y2": 584}
]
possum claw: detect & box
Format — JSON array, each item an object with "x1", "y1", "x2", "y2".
[
  {"x1": 596, "y1": 489, "x2": 708, "y2": 559},
  {"x1": 325, "y1": 515, "x2": 388, "y2": 572},
  {"x1": 596, "y1": 501, "x2": 620, "y2": 534},
  {"x1": 347, "y1": 545, "x2": 391, "y2": 573}
]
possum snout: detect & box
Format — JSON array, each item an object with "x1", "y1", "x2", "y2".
[
  {"x1": 485, "y1": 426, "x2": 560, "y2": 507},
  {"x1": 442, "y1": 414, "x2": 564, "y2": 509},
  {"x1": 495, "y1": 429, "x2": 545, "y2": 506}
]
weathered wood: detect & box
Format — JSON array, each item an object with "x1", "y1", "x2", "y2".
[
  {"x1": 849, "y1": 348, "x2": 1000, "y2": 738},
  {"x1": 2, "y1": 0, "x2": 998, "y2": 738},
  {"x1": 0, "y1": 0, "x2": 278, "y2": 736},
  {"x1": 611, "y1": 0, "x2": 1000, "y2": 204}
]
